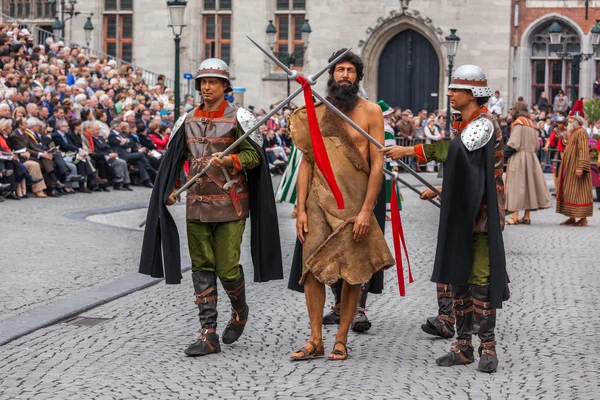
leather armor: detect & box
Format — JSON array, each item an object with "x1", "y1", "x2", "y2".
[{"x1": 184, "y1": 103, "x2": 250, "y2": 223}]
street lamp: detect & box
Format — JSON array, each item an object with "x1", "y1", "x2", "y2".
[
  {"x1": 48, "y1": 0, "x2": 79, "y2": 38},
  {"x1": 551, "y1": 21, "x2": 597, "y2": 103},
  {"x1": 549, "y1": 21, "x2": 562, "y2": 45},
  {"x1": 167, "y1": 0, "x2": 187, "y2": 121},
  {"x1": 444, "y1": 29, "x2": 460, "y2": 138},
  {"x1": 83, "y1": 15, "x2": 94, "y2": 48},
  {"x1": 439, "y1": 28, "x2": 460, "y2": 178},
  {"x1": 52, "y1": 17, "x2": 64, "y2": 40},
  {"x1": 265, "y1": 19, "x2": 311, "y2": 104},
  {"x1": 266, "y1": 20, "x2": 277, "y2": 50},
  {"x1": 591, "y1": 20, "x2": 600, "y2": 47}
]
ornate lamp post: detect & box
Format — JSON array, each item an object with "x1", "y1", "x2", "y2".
[
  {"x1": 265, "y1": 19, "x2": 312, "y2": 104},
  {"x1": 438, "y1": 29, "x2": 460, "y2": 178},
  {"x1": 83, "y1": 15, "x2": 94, "y2": 48},
  {"x1": 48, "y1": 0, "x2": 79, "y2": 38},
  {"x1": 444, "y1": 29, "x2": 460, "y2": 137},
  {"x1": 167, "y1": 0, "x2": 188, "y2": 121}
]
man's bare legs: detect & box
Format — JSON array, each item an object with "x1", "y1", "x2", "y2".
[
  {"x1": 329, "y1": 281, "x2": 361, "y2": 360},
  {"x1": 291, "y1": 272, "x2": 325, "y2": 359}
]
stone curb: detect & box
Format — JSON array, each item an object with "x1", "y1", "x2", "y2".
[
  {"x1": 0, "y1": 203, "x2": 190, "y2": 346},
  {"x1": 0, "y1": 266, "x2": 192, "y2": 346}
]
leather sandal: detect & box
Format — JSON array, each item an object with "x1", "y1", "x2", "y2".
[
  {"x1": 575, "y1": 219, "x2": 588, "y2": 227},
  {"x1": 505, "y1": 218, "x2": 519, "y2": 225},
  {"x1": 560, "y1": 218, "x2": 576, "y2": 225},
  {"x1": 290, "y1": 340, "x2": 324, "y2": 361},
  {"x1": 517, "y1": 218, "x2": 530, "y2": 225},
  {"x1": 327, "y1": 341, "x2": 348, "y2": 361}
]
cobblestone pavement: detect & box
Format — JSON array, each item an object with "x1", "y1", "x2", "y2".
[
  {"x1": 1, "y1": 174, "x2": 599, "y2": 399},
  {"x1": 0, "y1": 188, "x2": 155, "y2": 322}
]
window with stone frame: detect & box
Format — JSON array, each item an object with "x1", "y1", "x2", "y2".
[
  {"x1": 33, "y1": 0, "x2": 56, "y2": 19},
  {"x1": 8, "y1": 0, "x2": 32, "y2": 19},
  {"x1": 530, "y1": 20, "x2": 581, "y2": 105},
  {"x1": 274, "y1": 0, "x2": 306, "y2": 71},
  {"x1": 103, "y1": 0, "x2": 134, "y2": 62},
  {"x1": 202, "y1": 0, "x2": 232, "y2": 65}
]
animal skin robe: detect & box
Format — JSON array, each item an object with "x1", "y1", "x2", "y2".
[{"x1": 290, "y1": 103, "x2": 394, "y2": 286}]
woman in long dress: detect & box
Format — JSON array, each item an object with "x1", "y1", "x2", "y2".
[{"x1": 504, "y1": 102, "x2": 552, "y2": 225}]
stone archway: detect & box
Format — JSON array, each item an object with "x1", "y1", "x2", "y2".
[{"x1": 360, "y1": 10, "x2": 446, "y2": 109}]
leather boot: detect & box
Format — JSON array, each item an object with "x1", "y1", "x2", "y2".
[
  {"x1": 322, "y1": 280, "x2": 342, "y2": 325},
  {"x1": 221, "y1": 266, "x2": 249, "y2": 345},
  {"x1": 351, "y1": 283, "x2": 372, "y2": 333},
  {"x1": 436, "y1": 285, "x2": 474, "y2": 366},
  {"x1": 184, "y1": 271, "x2": 221, "y2": 356},
  {"x1": 422, "y1": 283, "x2": 455, "y2": 338},
  {"x1": 472, "y1": 284, "x2": 498, "y2": 373}
]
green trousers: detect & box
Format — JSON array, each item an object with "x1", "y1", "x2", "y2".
[
  {"x1": 468, "y1": 233, "x2": 490, "y2": 286},
  {"x1": 186, "y1": 219, "x2": 246, "y2": 282}
]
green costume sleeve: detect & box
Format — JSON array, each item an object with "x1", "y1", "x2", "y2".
[
  {"x1": 235, "y1": 128, "x2": 261, "y2": 170},
  {"x1": 423, "y1": 141, "x2": 450, "y2": 163}
]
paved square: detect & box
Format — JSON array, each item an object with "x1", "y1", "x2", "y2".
[{"x1": 0, "y1": 175, "x2": 598, "y2": 399}]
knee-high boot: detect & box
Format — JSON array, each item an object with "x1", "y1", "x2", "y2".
[
  {"x1": 322, "y1": 279, "x2": 342, "y2": 325},
  {"x1": 184, "y1": 271, "x2": 221, "y2": 356},
  {"x1": 221, "y1": 266, "x2": 249, "y2": 345},
  {"x1": 422, "y1": 283, "x2": 455, "y2": 338},
  {"x1": 351, "y1": 283, "x2": 372, "y2": 333},
  {"x1": 472, "y1": 284, "x2": 498, "y2": 373},
  {"x1": 436, "y1": 285, "x2": 474, "y2": 366}
]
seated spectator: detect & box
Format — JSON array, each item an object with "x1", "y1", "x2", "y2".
[
  {"x1": 148, "y1": 120, "x2": 170, "y2": 152},
  {"x1": 263, "y1": 129, "x2": 286, "y2": 174},
  {"x1": 108, "y1": 119, "x2": 156, "y2": 188},
  {"x1": 87, "y1": 120, "x2": 132, "y2": 191}
]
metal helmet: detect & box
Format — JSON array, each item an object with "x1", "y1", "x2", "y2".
[
  {"x1": 447, "y1": 64, "x2": 493, "y2": 98},
  {"x1": 195, "y1": 58, "x2": 231, "y2": 91}
]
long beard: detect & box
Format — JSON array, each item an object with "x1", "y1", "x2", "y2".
[
  {"x1": 326, "y1": 76, "x2": 360, "y2": 113},
  {"x1": 567, "y1": 122, "x2": 577, "y2": 134}
]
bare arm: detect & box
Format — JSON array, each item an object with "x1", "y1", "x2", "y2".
[
  {"x1": 362, "y1": 107, "x2": 385, "y2": 213},
  {"x1": 353, "y1": 105, "x2": 384, "y2": 242},
  {"x1": 295, "y1": 155, "x2": 312, "y2": 243}
]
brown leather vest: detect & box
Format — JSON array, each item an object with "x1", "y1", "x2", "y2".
[
  {"x1": 184, "y1": 103, "x2": 250, "y2": 223},
  {"x1": 472, "y1": 114, "x2": 506, "y2": 233}
]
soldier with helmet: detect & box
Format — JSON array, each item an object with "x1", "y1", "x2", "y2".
[
  {"x1": 382, "y1": 64, "x2": 509, "y2": 373},
  {"x1": 139, "y1": 58, "x2": 283, "y2": 357}
]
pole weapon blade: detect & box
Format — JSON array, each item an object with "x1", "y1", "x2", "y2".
[{"x1": 310, "y1": 89, "x2": 442, "y2": 197}]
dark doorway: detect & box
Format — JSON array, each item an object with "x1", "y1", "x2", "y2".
[{"x1": 377, "y1": 29, "x2": 440, "y2": 112}]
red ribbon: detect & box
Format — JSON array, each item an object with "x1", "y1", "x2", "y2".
[
  {"x1": 390, "y1": 182, "x2": 413, "y2": 296},
  {"x1": 295, "y1": 75, "x2": 344, "y2": 209}
]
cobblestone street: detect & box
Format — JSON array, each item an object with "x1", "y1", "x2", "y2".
[{"x1": 0, "y1": 174, "x2": 598, "y2": 399}]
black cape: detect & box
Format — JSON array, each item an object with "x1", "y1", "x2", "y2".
[
  {"x1": 431, "y1": 135, "x2": 509, "y2": 308},
  {"x1": 139, "y1": 121, "x2": 283, "y2": 284},
  {"x1": 287, "y1": 180, "x2": 387, "y2": 294}
]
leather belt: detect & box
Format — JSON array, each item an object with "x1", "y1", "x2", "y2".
[
  {"x1": 190, "y1": 157, "x2": 212, "y2": 164},
  {"x1": 188, "y1": 193, "x2": 249, "y2": 202},
  {"x1": 187, "y1": 137, "x2": 235, "y2": 144},
  {"x1": 186, "y1": 117, "x2": 236, "y2": 124}
]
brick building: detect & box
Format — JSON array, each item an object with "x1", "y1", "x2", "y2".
[{"x1": 511, "y1": 0, "x2": 600, "y2": 108}]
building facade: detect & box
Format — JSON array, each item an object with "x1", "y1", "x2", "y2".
[
  {"x1": 511, "y1": 0, "x2": 600, "y2": 108},
  {"x1": 2, "y1": 1, "x2": 599, "y2": 112}
]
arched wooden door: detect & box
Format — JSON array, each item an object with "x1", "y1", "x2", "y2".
[{"x1": 377, "y1": 29, "x2": 440, "y2": 112}]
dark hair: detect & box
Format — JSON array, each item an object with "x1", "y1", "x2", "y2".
[
  {"x1": 511, "y1": 101, "x2": 529, "y2": 120},
  {"x1": 328, "y1": 48, "x2": 364, "y2": 83},
  {"x1": 68, "y1": 119, "x2": 82, "y2": 131},
  {"x1": 477, "y1": 97, "x2": 490, "y2": 107}
]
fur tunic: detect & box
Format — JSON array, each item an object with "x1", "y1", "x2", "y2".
[{"x1": 290, "y1": 103, "x2": 394, "y2": 286}]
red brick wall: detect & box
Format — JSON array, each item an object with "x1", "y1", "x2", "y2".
[{"x1": 512, "y1": 0, "x2": 600, "y2": 46}]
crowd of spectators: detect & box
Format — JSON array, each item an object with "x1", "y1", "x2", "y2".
[{"x1": 0, "y1": 22, "x2": 179, "y2": 202}]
